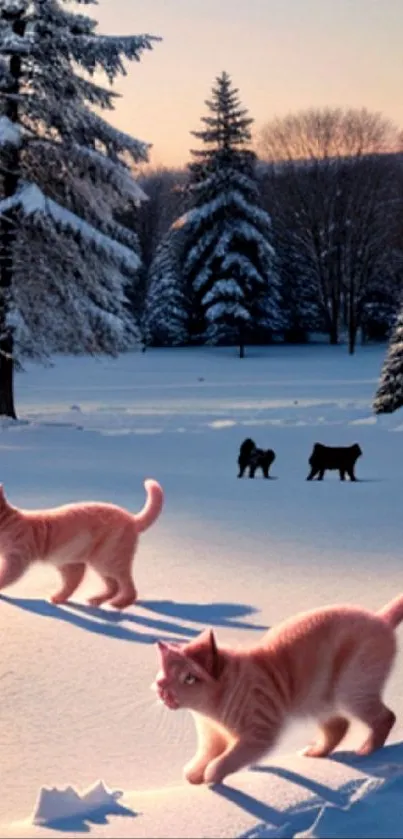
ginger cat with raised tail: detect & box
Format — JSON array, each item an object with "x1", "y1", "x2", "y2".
[
  {"x1": 154, "y1": 595, "x2": 403, "y2": 785},
  {"x1": 0, "y1": 479, "x2": 163, "y2": 609}
]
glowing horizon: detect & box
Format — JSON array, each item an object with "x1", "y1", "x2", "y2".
[{"x1": 95, "y1": 0, "x2": 403, "y2": 169}]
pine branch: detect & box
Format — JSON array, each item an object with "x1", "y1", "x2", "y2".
[
  {"x1": 0, "y1": 181, "x2": 141, "y2": 271},
  {"x1": 68, "y1": 33, "x2": 161, "y2": 80}
]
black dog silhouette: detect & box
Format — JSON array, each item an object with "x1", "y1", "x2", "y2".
[
  {"x1": 238, "y1": 438, "x2": 276, "y2": 479},
  {"x1": 307, "y1": 442, "x2": 362, "y2": 481}
]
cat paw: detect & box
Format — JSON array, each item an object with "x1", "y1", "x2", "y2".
[
  {"x1": 356, "y1": 738, "x2": 376, "y2": 756},
  {"x1": 87, "y1": 596, "x2": 107, "y2": 607},
  {"x1": 109, "y1": 592, "x2": 137, "y2": 610},
  {"x1": 300, "y1": 744, "x2": 327, "y2": 758},
  {"x1": 49, "y1": 594, "x2": 67, "y2": 605},
  {"x1": 203, "y1": 758, "x2": 226, "y2": 785},
  {"x1": 184, "y1": 762, "x2": 205, "y2": 785}
]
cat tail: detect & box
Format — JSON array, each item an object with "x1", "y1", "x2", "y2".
[
  {"x1": 378, "y1": 596, "x2": 403, "y2": 629},
  {"x1": 134, "y1": 479, "x2": 164, "y2": 533}
]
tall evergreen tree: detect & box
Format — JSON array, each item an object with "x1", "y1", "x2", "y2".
[
  {"x1": 373, "y1": 308, "x2": 403, "y2": 414},
  {"x1": 0, "y1": 0, "x2": 159, "y2": 417},
  {"x1": 143, "y1": 226, "x2": 189, "y2": 347},
  {"x1": 176, "y1": 71, "x2": 280, "y2": 357}
]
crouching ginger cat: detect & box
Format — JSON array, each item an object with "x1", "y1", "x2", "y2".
[
  {"x1": 153, "y1": 594, "x2": 403, "y2": 784},
  {"x1": 0, "y1": 479, "x2": 163, "y2": 608}
]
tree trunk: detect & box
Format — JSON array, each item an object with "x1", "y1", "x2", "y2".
[
  {"x1": 238, "y1": 325, "x2": 245, "y2": 358},
  {"x1": 348, "y1": 295, "x2": 357, "y2": 355},
  {"x1": 329, "y1": 323, "x2": 339, "y2": 345},
  {"x1": 348, "y1": 325, "x2": 356, "y2": 355},
  {"x1": 327, "y1": 290, "x2": 340, "y2": 345},
  {"x1": 0, "y1": 340, "x2": 16, "y2": 418},
  {"x1": 0, "y1": 9, "x2": 25, "y2": 418}
]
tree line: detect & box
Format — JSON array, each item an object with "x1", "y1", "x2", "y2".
[
  {"x1": 137, "y1": 87, "x2": 403, "y2": 358},
  {"x1": 1, "y1": 0, "x2": 402, "y2": 419}
]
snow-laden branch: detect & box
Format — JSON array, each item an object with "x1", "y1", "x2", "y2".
[
  {"x1": 29, "y1": 139, "x2": 148, "y2": 204},
  {"x1": 67, "y1": 33, "x2": 161, "y2": 80},
  {"x1": 0, "y1": 31, "x2": 34, "y2": 54},
  {"x1": 0, "y1": 182, "x2": 140, "y2": 271}
]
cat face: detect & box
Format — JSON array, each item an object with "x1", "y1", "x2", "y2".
[{"x1": 153, "y1": 629, "x2": 222, "y2": 712}]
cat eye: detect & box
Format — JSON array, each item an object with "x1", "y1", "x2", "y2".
[{"x1": 183, "y1": 673, "x2": 197, "y2": 685}]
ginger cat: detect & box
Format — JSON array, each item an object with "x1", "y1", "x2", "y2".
[
  {"x1": 0, "y1": 479, "x2": 163, "y2": 608},
  {"x1": 154, "y1": 594, "x2": 403, "y2": 784}
]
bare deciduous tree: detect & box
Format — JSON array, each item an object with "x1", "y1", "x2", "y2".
[
  {"x1": 258, "y1": 107, "x2": 399, "y2": 162},
  {"x1": 257, "y1": 109, "x2": 402, "y2": 352}
]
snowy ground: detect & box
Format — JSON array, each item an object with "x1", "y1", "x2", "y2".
[{"x1": 1, "y1": 343, "x2": 403, "y2": 837}]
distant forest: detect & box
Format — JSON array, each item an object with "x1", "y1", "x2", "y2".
[{"x1": 133, "y1": 76, "x2": 403, "y2": 357}]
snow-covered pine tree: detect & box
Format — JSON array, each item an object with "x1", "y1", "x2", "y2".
[
  {"x1": 0, "y1": 0, "x2": 159, "y2": 417},
  {"x1": 142, "y1": 226, "x2": 189, "y2": 347},
  {"x1": 362, "y1": 264, "x2": 402, "y2": 342},
  {"x1": 176, "y1": 71, "x2": 281, "y2": 358},
  {"x1": 373, "y1": 307, "x2": 403, "y2": 414}
]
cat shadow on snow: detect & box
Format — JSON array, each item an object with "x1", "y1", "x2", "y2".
[
  {"x1": 214, "y1": 741, "x2": 403, "y2": 837},
  {"x1": 0, "y1": 595, "x2": 266, "y2": 641},
  {"x1": 0, "y1": 594, "x2": 191, "y2": 645},
  {"x1": 139, "y1": 599, "x2": 268, "y2": 631},
  {"x1": 250, "y1": 740, "x2": 403, "y2": 791},
  {"x1": 329, "y1": 739, "x2": 403, "y2": 776},
  {"x1": 213, "y1": 781, "x2": 329, "y2": 837}
]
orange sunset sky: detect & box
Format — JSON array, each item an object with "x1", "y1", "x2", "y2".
[{"x1": 95, "y1": 0, "x2": 403, "y2": 167}]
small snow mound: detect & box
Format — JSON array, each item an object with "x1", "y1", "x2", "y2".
[
  {"x1": 349, "y1": 416, "x2": 377, "y2": 426},
  {"x1": 31, "y1": 779, "x2": 123, "y2": 826},
  {"x1": 209, "y1": 419, "x2": 236, "y2": 429}
]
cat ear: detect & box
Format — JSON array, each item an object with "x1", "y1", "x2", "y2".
[
  {"x1": 184, "y1": 629, "x2": 222, "y2": 681},
  {"x1": 156, "y1": 640, "x2": 181, "y2": 665}
]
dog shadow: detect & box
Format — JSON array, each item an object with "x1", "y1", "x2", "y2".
[
  {"x1": 354, "y1": 478, "x2": 385, "y2": 484},
  {"x1": 138, "y1": 599, "x2": 268, "y2": 631},
  {"x1": 252, "y1": 476, "x2": 279, "y2": 481},
  {"x1": 307, "y1": 477, "x2": 383, "y2": 484},
  {"x1": 0, "y1": 594, "x2": 191, "y2": 645}
]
